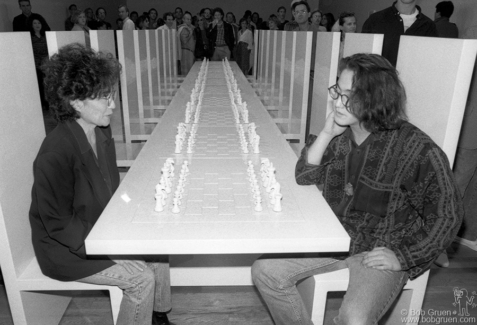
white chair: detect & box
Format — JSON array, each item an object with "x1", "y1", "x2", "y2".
[
  {"x1": 307, "y1": 35, "x2": 477, "y2": 324},
  {"x1": 0, "y1": 32, "x2": 123, "y2": 325}
]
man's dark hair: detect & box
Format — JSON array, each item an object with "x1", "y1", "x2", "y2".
[
  {"x1": 212, "y1": 7, "x2": 224, "y2": 17},
  {"x1": 69, "y1": 4, "x2": 76, "y2": 10},
  {"x1": 175, "y1": 7, "x2": 183, "y2": 13},
  {"x1": 200, "y1": 8, "x2": 211, "y2": 15},
  {"x1": 339, "y1": 12, "x2": 355, "y2": 26},
  {"x1": 292, "y1": 1, "x2": 310, "y2": 13},
  {"x1": 277, "y1": 6, "x2": 286, "y2": 13},
  {"x1": 163, "y1": 12, "x2": 173, "y2": 21},
  {"x1": 338, "y1": 53, "x2": 407, "y2": 132},
  {"x1": 96, "y1": 7, "x2": 106, "y2": 16},
  {"x1": 148, "y1": 8, "x2": 157, "y2": 16},
  {"x1": 436, "y1": 1, "x2": 454, "y2": 18},
  {"x1": 18, "y1": 0, "x2": 30, "y2": 4},
  {"x1": 118, "y1": 5, "x2": 128, "y2": 13}
]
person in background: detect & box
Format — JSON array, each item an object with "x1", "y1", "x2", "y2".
[
  {"x1": 226, "y1": 11, "x2": 239, "y2": 47},
  {"x1": 234, "y1": 17, "x2": 253, "y2": 75},
  {"x1": 13, "y1": 0, "x2": 50, "y2": 32},
  {"x1": 276, "y1": 6, "x2": 289, "y2": 30},
  {"x1": 321, "y1": 12, "x2": 335, "y2": 31},
  {"x1": 252, "y1": 12, "x2": 263, "y2": 30},
  {"x1": 179, "y1": 12, "x2": 196, "y2": 76},
  {"x1": 194, "y1": 15, "x2": 211, "y2": 60},
  {"x1": 268, "y1": 15, "x2": 280, "y2": 31},
  {"x1": 85, "y1": 7, "x2": 96, "y2": 30},
  {"x1": 96, "y1": 21, "x2": 108, "y2": 30},
  {"x1": 434, "y1": 1, "x2": 458, "y2": 38},
  {"x1": 136, "y1": 13, "x2": 149, "y2": 30},
  {"x1": 28, "y1": 13, "x2": 49, "y2": 110},
  {"x1": 65, "y1": 4, "x2": 77, "y2": 31},
  {"x1": 252, "y1": 53, "x2": 462, "y2": 325},
  {"x1": 284, "y1": 1, "x2": 319, "y2": 32},
  {"x1": 362, "y1": 0, "x2": 437, "y2": 67},
  {"x1": 71, "y1": 10, "x2": 91, "y2": 47},
  {"x1": 200, "y1": 8, "x2": 212, "y2": 26},
  {"x1": 31, "y1": 43, "x2": 172, "y2": 325},
  {"x1": 119, "y1": 5, "x2": 135, "y2": 31},
  {"x1": 148, "y1": 8, "x2": 160, "y2": 29},
  {"x1": 115, "y1": 17, "x2": 123, "y2": 30},
  {"x1": 310, "y1": 9, "x2": 327, "y2": 31},
  {"x1": 244, "y1": 10, "x2": 257, "y2": 31},
  {"x1": 332, "y1": 12, "x2": 357, "y2": 59},
  {"x1": 130, "y1": 11, "x2": 139, "y2": 27},
  {"x1": 208, "y1": 7, "x2": 235, "y2": 61},
  {"x1": 96, "y1": 7, "x2": 112, "y2": 30},
  {"x1": 175, "y1": 7, "x2": 184, "y2": 28},
  {"x1": 157, "y1": 12, "x2": 174, "y2": 30}
]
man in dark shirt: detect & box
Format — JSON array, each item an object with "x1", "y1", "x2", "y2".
[
  {"x1": 252, "y1": 53, "x2": 462, "y2": 325},
  {"x1": 362, "y1": 0, "x2": 437, "y2": 67},
  {"x1": 208, "y1": 7, "x2": 235, "y2": 61},
  {"x1": 13, "y1": 0, "x2": 50, "y2": 32},
  {"x1": 434, "y1": 1, "x2": 459, "y2": 38}
]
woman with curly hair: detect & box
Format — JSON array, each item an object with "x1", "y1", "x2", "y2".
[{"x1": 29, "y1": 44, "x2": 172, "y2": 325}]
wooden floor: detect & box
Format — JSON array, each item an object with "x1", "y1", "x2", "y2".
[{"x1": 1, "y1": 242, "x2": 476, "y2": 325}]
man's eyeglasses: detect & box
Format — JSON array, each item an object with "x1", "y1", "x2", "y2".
[
  {"x1": 328, "y1": 85, "x2": 350, "y2": 108},
  {"x1": 294, "y1": 10, "x2": 308, "y2": 15}
]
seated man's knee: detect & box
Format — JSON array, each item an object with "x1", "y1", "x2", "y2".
[
  {"x1": 335, "y1": 305, "x2": 374, "y2": 325},
  {"x1": 251, "y1": 259, "x2": 277, "y2": 286}
]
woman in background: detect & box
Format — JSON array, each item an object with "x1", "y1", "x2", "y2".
[
  {"x1": 321, "y1": 12, "x2": 335, "y2": 31},
  {"x1": 310, "y1": 10, "x2": 327, "y2": 31},
  {"x1": 71, "y1": 10, "x2": 91, "y2": 47},
  {"x1": 234, "y1": 18, "x2": 253, "y2": 75},
  {"x1": 137, "y1": 13, "x2": 150, "y2": 30},
  {"x1": 28, "y1": 13, "x2": 49, "y2": 110}
]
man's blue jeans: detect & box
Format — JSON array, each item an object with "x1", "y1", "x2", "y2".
[
  {"x1": 77, "y1": 257, "x2": 171, "y2": 325},
  {"x1": 252, "y1": 254, "x2": 408, "y2": 325}
]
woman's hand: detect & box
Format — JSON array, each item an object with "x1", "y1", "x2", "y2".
[
  {"x1": 112, "y1": 259, "x2": 148, "y2": 274},
  {"x1": 321, "y1": 111, "x2": 347, "y2": 139},
  {"x1": 362, "y1": 247, "x2": 402, "y2": 271}
]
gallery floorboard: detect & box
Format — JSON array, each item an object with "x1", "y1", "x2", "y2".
[{"x1": 1, "y1": 243, "x2": 476, "y2": 325}]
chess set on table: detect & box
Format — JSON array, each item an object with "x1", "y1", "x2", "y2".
[{"x1": 138, "y1": 59, "x2": 291, "y2": 220}]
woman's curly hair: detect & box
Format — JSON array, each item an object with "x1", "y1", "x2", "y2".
[
  {"x1": 41, "y1": 43, "x2": 121, "y2": 122},
  {"x1": 339, "y1": 53, "x2": 407, "y2": 132}
]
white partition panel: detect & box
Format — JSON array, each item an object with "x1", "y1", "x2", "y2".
[
  {"x1": 309, "y1": 32, "x2": 341, "y2": 136},
  {"x1": 0, "y1": 32, "x2": 48, "y2": 324},
  {"x1": 46, "y1": 31, "x2": 85, "y2": 56},
  {"x1": 252, "y1": 31, "x2": 259, "y2": 82},
  {"x1": 397, "y1": 36, "x2": 477, "y2": 166},
  {"x1": 342, "y1": 33, "x2": 384, "y2": 58}
]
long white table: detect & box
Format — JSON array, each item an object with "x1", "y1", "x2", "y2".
[{"x1": 85, "y1": 62, "x2": 349, "y2": 286}]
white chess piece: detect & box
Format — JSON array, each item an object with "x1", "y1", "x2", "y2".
[
  {"x1": 172, "y1": 198, "x2": 181, "y2": 214},
  {"x1": 155, "y1": 194, "x2": 164, "y2": 212},
  {"x1": 273, "y1": 193, "x2": 282, "y2": 212},
  {"x1": 254, "y1": 196, "x2": 263, "y2": 212},
  {"x1": 253, "y1": 135, "x2": 260, "y2": 154}
]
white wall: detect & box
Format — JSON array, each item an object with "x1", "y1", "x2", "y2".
[{"x1": 319, "y1": 0, "x2": 477, "y2": 37}]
